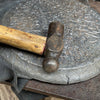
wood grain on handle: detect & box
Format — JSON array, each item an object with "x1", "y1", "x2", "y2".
[{"x1": 0, "y1": 25, "x2": 47, "y2": 55}]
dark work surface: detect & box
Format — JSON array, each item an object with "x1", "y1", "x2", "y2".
[{"x1": 24, "y1": 74, "x2": 100, "y2": 100}]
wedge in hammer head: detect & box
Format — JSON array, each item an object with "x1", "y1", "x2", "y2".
[{"x1": 43, "y1": 22, "x2": 64, "y2": 73}]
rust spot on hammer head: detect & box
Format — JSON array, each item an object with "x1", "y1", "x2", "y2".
[{"x1": 48, "y1": 21, "x2": 64, "y2": 38}]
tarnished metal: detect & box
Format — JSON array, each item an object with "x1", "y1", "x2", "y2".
[
  {"x1": 0, "y1": 0, "x2": 100, "y2": 84},
  {"x1": 24, "y1": 74, "x2": 100, "y2": 100},
  {"x1": 43, "y1": 22, "x2": 64, "y2": 73}
]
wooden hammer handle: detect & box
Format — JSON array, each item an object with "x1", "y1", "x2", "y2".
[{"x1": 0, "y1": 25, "x2": 47, "y2": 55}]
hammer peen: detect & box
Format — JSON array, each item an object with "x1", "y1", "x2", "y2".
[{"x1": 0, "y1": 22, "x2": 64, "y2": 73}]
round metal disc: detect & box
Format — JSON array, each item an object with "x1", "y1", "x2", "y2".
[{"x1": 0, "y1": 0, "x2": 100, "y2": 84}]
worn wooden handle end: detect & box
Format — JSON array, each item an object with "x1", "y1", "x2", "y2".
[{"x1": 0, "y1": 25, "x2": 47, "y2": 55}]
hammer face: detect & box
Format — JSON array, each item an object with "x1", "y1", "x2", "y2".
[
  {"x1": 43, "y1": 22, "x2": 64, "y2": 73},
  {"x1": 43, "y1": 58, "x2": 59, "y2": 73}
]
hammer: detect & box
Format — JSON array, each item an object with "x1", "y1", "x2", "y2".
[{"x1": 0, "y1": 22, "x2": 64, "y2": 73}]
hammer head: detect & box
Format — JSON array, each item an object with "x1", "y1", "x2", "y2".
[{"x1": 43, "y1": 22, "x2": 64, "y2": 73}]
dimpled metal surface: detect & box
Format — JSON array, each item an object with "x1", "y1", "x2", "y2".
[{"x1": 0, "y1": 0, "x2": 100, "y2": 84}]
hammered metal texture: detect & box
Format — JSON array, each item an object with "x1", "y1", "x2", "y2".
[{"x1": 0, "y1": 0, "x2": 100, "y2": 84}]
